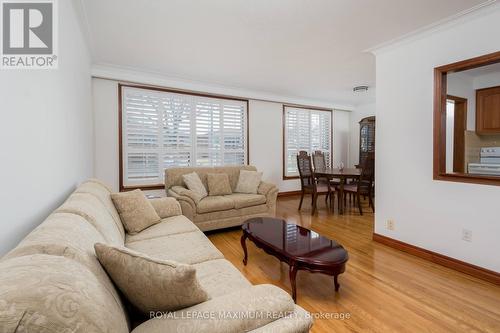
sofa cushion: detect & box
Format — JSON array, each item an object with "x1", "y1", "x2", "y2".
[
  {"x1": 149, "y1": 197, "x2": 182, "y2": 218},
  {"x1": 182, "y1": 172, "x2": 208, "y2": 199},
  {"x1": 250, "y1": 305, "x2": 313, "y2": 333},
  {"x1": 193, "y1": 204, "x2": 269, "y2": 223},
  {"x1": 225, "y1": 193, "x2": 267, "y2": 209},
  {"x1": 75, "y1": 180, "x2": 125, "y2": 240},
  {"x1": 2, "y1": 213, "x2": 106, "y2": 262},
  {"x1": 165, "y1": 165, "x2": 257, "y2": 192},
  {"x1": 111, "y1": 189, "x2": 161, "y2": 234},
  {"x1": 95, "y1": 244, "x2": 209, "y2": 314},
  {"x1": 126, "y1": 230, "x2": 224, "y2": 265},
  {"x1": 125, "y1": 215, "x2": 199, "y2": 243},
  {"x1": 197, "y1": 196, "x2": 235, "y2": 214},
  {"x1": 56, "y1": 192, "x2": 124, "y2": 245},
  {"x1": 193, "y1": 259, "x2": 252, "y2": 298},
  {"x1": 131, "y1": 284, "x2": 295, "y2": 333},
  {"x1": 0, "y1": 254, "x2": 129, "y2": 333},
  {"x1": 1, "y1": 212, "x2": 124, "y2": 308},
  {"x1": 235, "y1": 170, "x2": 263, "y2": 194},
  {"x1": 207, "y1": 173, "x2": 232, "y2": 196}
]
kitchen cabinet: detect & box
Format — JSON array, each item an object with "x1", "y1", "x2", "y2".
[{"x1": 476, "y1": 86, "x2": 500, "y2": 134}]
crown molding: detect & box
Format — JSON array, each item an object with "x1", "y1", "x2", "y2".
[
  {"x1": 91, "y1": 63, "x2": 355, "y2": 111},
  {"x1": 366, "y1": 0, "x2": 499, "y2": 56}
]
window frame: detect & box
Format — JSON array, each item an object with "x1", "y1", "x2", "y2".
[
  {"x1": 282, "y1": 104, "x2": 333, "y2": 180},
  {"x1": 118, "y1": 83, "x2": 249, "y2": 191}
]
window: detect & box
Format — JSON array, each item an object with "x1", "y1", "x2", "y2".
[
  {"x1": 434, "y1": 51, "x2": 500, "y2": 186},
  {"x1": 120, "y1": 85, "x2": 248, "y2": 189},
  {"x1": 283, "y1": 105, "x2": 332, "y2": 178}
]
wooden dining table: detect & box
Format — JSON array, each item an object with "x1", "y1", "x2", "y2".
[{"x1": 314, "y1": 168, "x2": 362, "y2": 214}]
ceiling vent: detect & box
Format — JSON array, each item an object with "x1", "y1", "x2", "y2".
[{"x1": 353, "y1": 85, "x2": 369, "y2": 93}]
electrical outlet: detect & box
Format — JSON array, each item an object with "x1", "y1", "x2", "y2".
[
  {"x1": 462, "y1": 229, "x2": 472, "y2": 242},
  {"x1": 386, "y1": 220, "x2": 395, "y2": 231}
]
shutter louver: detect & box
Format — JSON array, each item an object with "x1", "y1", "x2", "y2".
[
  {"x1": 196, "y1": 100, "x2": 222, "y2": 166},
  {"x1": 122, "y1": 87, "x2": 247, "y2": 187},
  {"x1": 123, "y1": 90, "x2": 161, "y2": 185},
  {"x1": 284, "y1": 106, "x2": 332, "y2": 177},
  {"x1": 223, "y1": 101, "x2": 246, "y2": 166},
  {"x1": 162, "y1": 94, "x2": 192, "y2": 168}
]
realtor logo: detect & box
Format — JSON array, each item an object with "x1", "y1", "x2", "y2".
[{"x1": 1, "y1": 0, "x2": 58, "y2": 69}]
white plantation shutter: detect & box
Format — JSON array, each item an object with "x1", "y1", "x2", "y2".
[
  {"x1": 162, "y1": 92, "x2": 192, "y2": 168},
  {"x1": 123, "y1": 90, "x2": 162, "y2": 185},
  {"x1": 196, "y1": 99, "x2": 222, "y2": 166},
  {"x1": 284, "y1": 106, "x2": 332, "y2": 177},
  {"x1": 222, "y1": 102, "x2": 246, "y2": 165},
  {"x1": 122, "y1": 86, "x2": 247, "y2": 187}
]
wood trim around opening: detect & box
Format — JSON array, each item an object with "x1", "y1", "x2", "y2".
[
  {"x1": 373, "y1": 233, "x2": 500, "y2": 286},
  {"x1": 433, "y1": 51, "x2": 500, "y2": 187},
  {"x1": 446, "y1": 95, "x2": 467, "y2": 173},
  {"x1": 118, "y1": 83, "x2": 250, "y2": 192},
  {"x1": 282, "y1": 104, "x2": 334, "y2": 180}
]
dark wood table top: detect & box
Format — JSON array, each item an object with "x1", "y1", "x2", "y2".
[
  {"x1": 242, "y1": 217, "x2": 348, "y2": 265},
  {"x1": 314, "y1": 167, "x2": 361, "y2": 177}
]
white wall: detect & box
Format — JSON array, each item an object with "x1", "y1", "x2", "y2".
[
  {"x1": 374, "y1": 4, "x2": 500, "y2": 272},
  {"x1": 93, "y1": 78, "x2": 351, "y2": 193},
  {"x1": 248, "y1": 100, "x2": 298, "y2": 192},
  {"x1": 93, "y1": 78, "x2": 120, "y2": 190},
  {"x1": 448, "y1": 72, "x2": 476, "y2": 130},
  {"x1": 349, "y1": 103, "x2": 376, "y2": 167},
  {"x1": 333, "y1": 111, "x2": 351, "y2": 168},
  {"x1": 0, "y1": 1, "x2": 93, "y2": 255},
  {"x1": 473, "y1": 71, "x2": 500, "y2": 90}
]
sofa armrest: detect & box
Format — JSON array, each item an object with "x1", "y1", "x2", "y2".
[
  {"x1": 258, "y1": 182, "x2": 279, "y2": 208},
  {"x1": 257, "y1": 181, "x2": 277, "y2": 196},
  {"x1": 167, "y1": 186, "x2": 199, "y2": 221},
  {"x1": 131, "y1": 284, "x2": 295, "y2": 333},
  {"x1": 149, "y1": 197, "x2": 182, "y2": 218},
  {"x1": 169, "y1": 186, "x2": 203, "y2": 204},
  {"x1": 249, "y1": 305, "x2": 313, "y2": 333}
]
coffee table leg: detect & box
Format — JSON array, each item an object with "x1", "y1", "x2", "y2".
[
  {"x1": 241, "y1": 233, "x2": 248, "y2": 265},
  {"x1": 289, "y1": 263, "x2": 298, "y2": 303},
  {"x1": 334, "y1": 275, "x2": 340, "y2": 292}
]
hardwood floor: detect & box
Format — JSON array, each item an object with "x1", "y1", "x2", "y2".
[{"x1": 207, "y1": 196, "x2": 500, "y2": 333}]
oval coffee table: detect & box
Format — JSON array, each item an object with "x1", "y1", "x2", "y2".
[{"x1": 241, "y1": 217, "x2": 349, "y2": 302}]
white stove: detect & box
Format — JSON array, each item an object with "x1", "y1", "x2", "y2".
[{"x1": 468, "y1": 147, "x2": 500, "y2": 176}]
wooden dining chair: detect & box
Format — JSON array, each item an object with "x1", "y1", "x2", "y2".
[
  {"x1": 297, "y1": 151, "x2": 333, "y2": 214},
  {"x1": 312, "y1": 150, "x2": 327, "y2": 169},
  {"x1": 312, "y1": 150, "x2": 340, "y2": 187},
  {"x1": 343, "y1": 153, "x2": 374, "y2": 215}
]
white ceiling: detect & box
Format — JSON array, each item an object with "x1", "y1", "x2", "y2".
[{"x1": 81, "y1": 0, "x2": 490, "y2": 106}]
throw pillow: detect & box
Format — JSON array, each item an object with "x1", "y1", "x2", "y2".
[
  {"x1": 182, "y1": 172, "x2": 208, "y2": 199},
  {"x1": 94, "y1": 243, "x2": 209, "y2": 314},
  {"x1": 235, "y1": 170, "x2": 263, "y2": 194},
  {"x1": 110, "y1": 189, "x2": 161, "y2": 234},
  {"x1": 207, "y1": 173, "x2": 232, "y2": 196},
  {"x1": 149, "y1": 197, "x2": 182, "y2": 218}
]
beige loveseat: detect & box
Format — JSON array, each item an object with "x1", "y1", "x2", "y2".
[
  {"x1": 166, "y1": 165, "x2": 278, "y2": 231},
  {"x1": 0, "y1": 179, "x2": 312, "y2": 332}
]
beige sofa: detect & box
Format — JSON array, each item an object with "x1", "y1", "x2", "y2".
[
  {"x1": 166, "y1": 165, "x2": 278, "y2": 231},
  {"x1": 0, "y1": 179, "x2": 312, "y2": 332}
]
